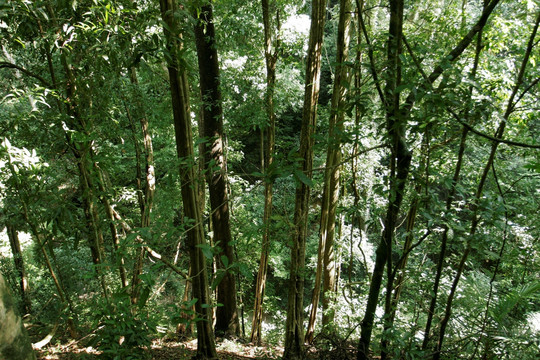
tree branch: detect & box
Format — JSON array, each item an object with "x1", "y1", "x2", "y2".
[{"x1": 0, "y1": 61, "x2": 52, "y2": 88}]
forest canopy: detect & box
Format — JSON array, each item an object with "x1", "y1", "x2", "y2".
[{"x1": 0, "y1": 0, "x2": 539, "y2": 359}]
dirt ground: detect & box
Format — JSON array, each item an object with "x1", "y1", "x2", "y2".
[{"x1": 36, "y1": 338, "x2": 283, "y2": 360}]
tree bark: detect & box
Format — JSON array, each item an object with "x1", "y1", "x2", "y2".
[
  {"x1": 356, "y1": 1, "x2": 501, "y2": 357},
  {"x1": 126, "y1": 65, "x2": 156, "y2": 303},
  {"x1": 6, "y1": 223, "x2": 32, "y2": 314},
  {"x1": 434, "y1": 11, "x2": 540, "y2": 359},
  {"x1": 306, "y1": 0, "x2": 352, "y2": 343},
  {"x1": 283, "y1": 0, "x2": 328, "y2": 358},
  {"x1": 251, "y1": 0, "x2": 279, "y2": 345},
  {"x1": 193, "y1": 2, "x2": 239, "y2": 337},
  {"x1": 358, "y1": 0, "x2": 408, "y2": 358},
  {"x1": 159, "y1": 0, "x2": 218, "y2": 358},
  {"x1": 0, "y1": 273, "x2": 36, "y2": 360}
]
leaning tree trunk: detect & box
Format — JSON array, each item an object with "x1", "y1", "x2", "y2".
[
  {"x1": 356, "y1": 1, "x2": 501, "y2": 358},
  {"x1": 283, "y1": 0, "x2": 327, "y2": 359},
  {"x1": 422, "y1": 1, "x2": 485, "y2": 346},
  {"x1": 193, "y1": 2, "x2": 239, "y2": 337},
  {"x1": 159, "y1": 0, "x2": 218, "y2": 358},
  {"x1": 0, "y1": 272, "x2": 36, "y2": 360},
  {"x1": 306, "y1": 0, "x2": 352, "y2": 343},
  {"x1": 251, "y1": 0, "x2": 279, "y2": 345},
  {"x1": 434, "y1": 11, "x2": 539, "y2": 359}
]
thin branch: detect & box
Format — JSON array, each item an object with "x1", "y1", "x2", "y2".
[
  {"x1": 356, "y1": 2, "x2": 386, "y2": 108},
  {"x1": 448, "y1": 110, "x2": 540, "y2": 149},
  {"x1": 404, "y1": 34, "x2": 540, "y2": 150},
  {"x1": 391, "y1": 229, "x2": 431, "y2": 280},
  {"x1": 511, "y1": 77, "x2": 540, "y2": 111},
  {"x1": 0, "y1": 61, "x2": 52, "y2": 88}
]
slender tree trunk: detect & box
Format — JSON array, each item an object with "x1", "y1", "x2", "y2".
[
  {"x1": 125, "y1": 64, "x2": 156, "y2": 303},
  {"x1": 159, "y1": 0, "x2": 218, "y2": 358},
  {"x1": 321, "y1": 0, "x2": 352, "y2": 330},
  {"x1": 434, "y1": 12, "x2": 539, "y2": 358},
  {"x1": 422, "y1": 1, "x2": 486, "y2": 346},
  {"x1": 57, "y1": 46, "x2": 109, "y2": 299},
  {"x1": 306, "y1": 0, "x2": 352, "y2": 343},
  {"x1": 422, "y1": 127, "x2": 469, "y2": 349},
  {"x1": 283, "y1": 1, "x2": 328, "y2": 358},
  {"x1": 358, "y1": 0, "x2": 408, "y2": 358},
  {"x1": 95, "y1": 165, "x2": 128, "y2": 288},
  {"x1": 193, "y1": 2, "x2": 239, "y2": 337},
  {"x1": 0, "y1": 273, "x2": 36, "y2": 360},
  {"x1": 6, "y1": 156, "x2": 78, "y2": 338},
  {"x1": 7, "y1": 223, "x2": 32, "y2": 314},
  {"x1": 251, "y1": 0, "x2": 279, "y2": 345},
  {"x1": 355, "y1": 2, "x2": 501, "y2": 357}
]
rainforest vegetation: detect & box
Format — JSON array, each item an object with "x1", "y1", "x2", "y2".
[{"x1": 0, "y1": 0, "x2": 539, "y2": 359}]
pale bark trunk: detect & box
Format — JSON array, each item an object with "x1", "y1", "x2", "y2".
[
  {"x1": 283, "y1": 1, "x2": 328, "y2": 358},
  {"x1": 306, "y1": 0, "x2": 352, "y2": 343},
  {"x1": 0, "y1": 273, "x2": 36, "y2": 360},
  {"x1": 251, "y1": 0, "x2": 279, "y2": 345}
]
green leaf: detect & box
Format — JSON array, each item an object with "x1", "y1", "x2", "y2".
[
  {"x1": 138, "y1": 286, "x2": 150, "y2": 309},
  {"x1": 293, "y1": 169, "x2": 313, "y2": 187},
  {"x1": 220, "y1": 254, "x2": 229, "y2": 268},
  {"x1": 196, "y1": 243, "x2": 214, "y2": 260}
]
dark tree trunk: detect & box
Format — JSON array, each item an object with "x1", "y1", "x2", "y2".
[
  {"x1": 193, "y1": 2, "x2": 239, "y2": 337},
  {"x1": 159, "y1": 0, "x2": 218, "y2": 358},
  {"x1": 434, "y1": 11, "x2": 539, "y2": 358},
  {"x1": 358, "y1": 0, "x2": 408, "y2": 358},
  {"x1": 7, "y1": 223, "x2": 32, "y2": 314}
]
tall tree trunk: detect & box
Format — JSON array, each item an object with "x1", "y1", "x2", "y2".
[
  {"x1": 0, "y1": 273, "x2": 36, "y2": 360},
  {"x1": 6, "y1": 156, "x2": 78, "y2": 338},
  {"x1": 57, "y1": 43, "x2": 108, "y2": 299},
  {"x1": 193, "y1": 2, "x2": 239, "y2": 337},
  {"x1": 159, "y1": 0, "x2": 218, "y2": 358},
  {"x1": 283, "y1": 0, "x2": 328, "y2": 358},
  {"x1": 306, "y1": 0, "x2": 352, "y2": 343},
  {"x1": 126, "y1": 65, "x2": 156, "y2": 303},
  {"x1": 358, "y1": 0, "x2": 408, "y2": 358},
  {"x1": 251, "y1": 0, "x2": 279, "y2": 345},
  {"x1": 95, "y1": 165, "x2": 128, "y2": 288},
  {"x1": 434, "y1": 12, "x2": 540, "y2": 359},
  {"x1": 7, "y1": 223, "x2": 32, "y2": 314}
]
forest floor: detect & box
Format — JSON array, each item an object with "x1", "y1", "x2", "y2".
[
  {"x1": 35, "y1": 336, "x2": 359, "y2": 359},
  {"x1": 36, "y1": 338, "x2": 284, "y2": 360}
]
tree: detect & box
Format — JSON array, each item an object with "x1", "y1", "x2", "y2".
[
  {"x1": 193, "y1": 1, "x2": 240, "y2": 337},
  {"x1": 159, "y1": 0, "x2": 218, "y2": 358},
  {"x1": 306, "y1": 0, "x2": 352, "y2": 343},
  {"x1": 284, "y1": 0, "x2": 328, "y2": 358},
  {"x1": 6, "y1": 223, "x2": 32, "y2": 314},
  {"x1": 0, "y1": 272, "x2": 36, "y2": 360},
  {"x1": 357, "y1": 0, "x2": 502, "y2": 358},
  {"x1": 251, "y1": 0, "x2": 280, "y2": 345}
]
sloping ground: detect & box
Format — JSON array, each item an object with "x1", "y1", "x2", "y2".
[{"x1": 36, "y1": 338, "x2": 283, "y2": 360}]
